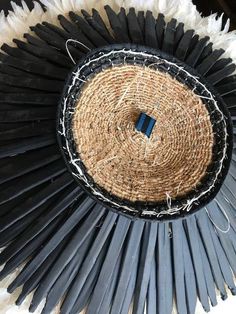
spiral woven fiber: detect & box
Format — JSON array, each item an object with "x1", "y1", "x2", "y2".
[
  {"x1": 73, "y1": 65, "x2": 214, "y2": 202},
  {"x1": 59, "y1": 45, "x2": 232, "y2": 219},
  {"x1": 0, "y1": 2, "x2": 236, "y2": 314}
]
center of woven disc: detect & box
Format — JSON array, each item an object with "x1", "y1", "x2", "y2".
[{"x1": 72, "y1": 65, "x2": 214, "y2": 203}]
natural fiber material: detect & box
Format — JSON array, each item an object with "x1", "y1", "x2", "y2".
[
  {"x1": 73, "y1": 65, "x2": 214, "y2": 202},
  {"x1": 0, "y1": 3, "x2": 236, "y2": 314},
  {"x1": 60, "y1": 45, "x2": 232, "y2": 219}
]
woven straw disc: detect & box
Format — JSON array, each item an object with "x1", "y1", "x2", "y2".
[{"x1": 72, "y1": 65, "x2": 214, "y2": 203}]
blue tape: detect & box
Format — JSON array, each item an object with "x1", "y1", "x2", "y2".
[
  {"x1": 135, "y1": 112, "x2": 156, "y2": 137},
  {"x1": 135, "y1": 112, "x2": 146, "y2": 131}
]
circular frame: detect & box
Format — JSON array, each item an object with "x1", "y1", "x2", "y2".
[{"x1": 57, "y1": 44, "x2": 233, "y2": 221}]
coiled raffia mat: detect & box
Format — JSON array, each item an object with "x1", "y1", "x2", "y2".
[{"x1": 72, "y1": 65, "x2": 214, "y2": 203}]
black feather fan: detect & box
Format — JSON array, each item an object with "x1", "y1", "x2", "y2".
[{"x1": 0, "y1": 3, "x2": 236, "y2": 314}]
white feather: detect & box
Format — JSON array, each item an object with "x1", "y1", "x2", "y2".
[
  {"x1": 0, "y1": 1, "x2": 236, "y2": 314},
  {"x1": 0, "y1": 0, "x2": 235, "y2": 72}
]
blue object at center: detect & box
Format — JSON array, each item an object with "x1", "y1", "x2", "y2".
[{"x1": 135, "y1": 112, "x2": 156, "y2": 138}]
